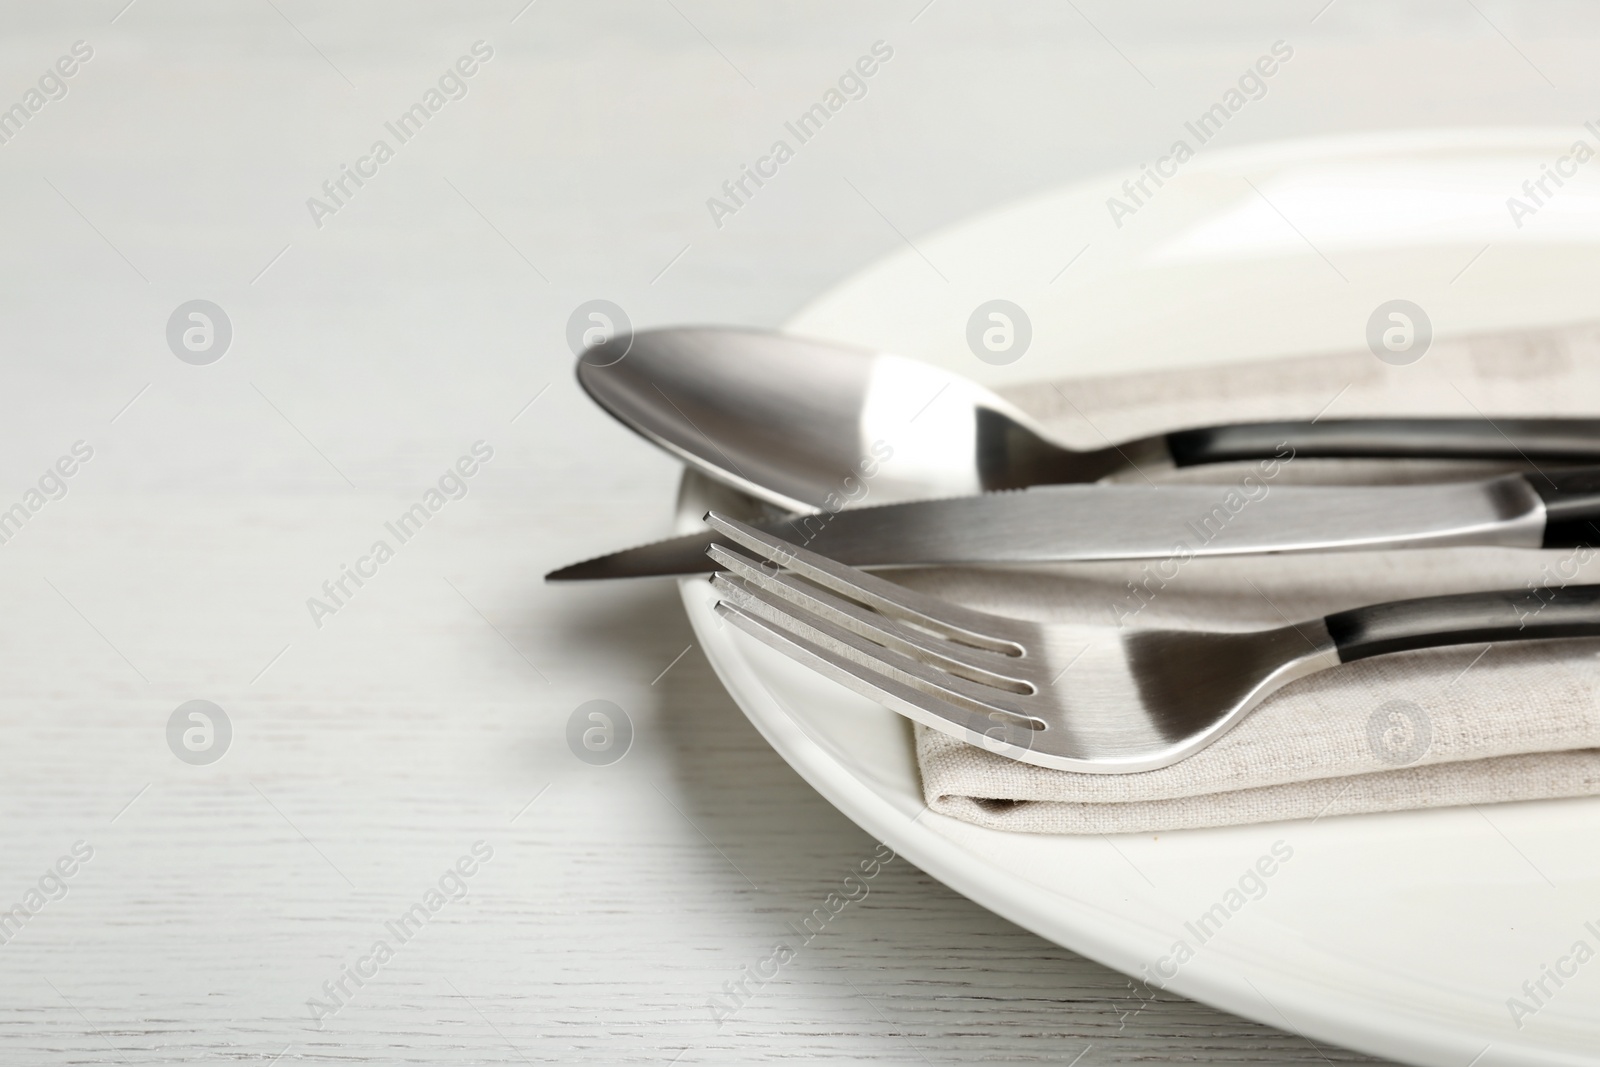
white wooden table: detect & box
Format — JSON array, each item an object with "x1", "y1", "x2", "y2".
[{"x1": 0, "y1": 2, "x2": 1587, "y2": 1060}]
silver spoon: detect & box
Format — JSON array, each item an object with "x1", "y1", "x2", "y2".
[{"x1": 577, "y1": 326, "x2": 1600, "y2": 513}]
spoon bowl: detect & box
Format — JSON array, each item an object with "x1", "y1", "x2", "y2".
[{"x1": 576, "y1": 326, "x2": 1126, "y2": 512}]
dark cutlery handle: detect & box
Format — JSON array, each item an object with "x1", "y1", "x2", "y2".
[
  {"x1": 1326, "y1": 584, "x2": 1600, "y2": 662},
  {"x1": 1166, "y1": 418, "x2": 1600, "y2": 467},
  {"x1": 1530, "y1": 468, "x2": 1600, "y2": 548}
]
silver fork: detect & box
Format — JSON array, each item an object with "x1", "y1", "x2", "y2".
[{"x1": 704, "y1": 512, "x2": 1600, "y2": 774}]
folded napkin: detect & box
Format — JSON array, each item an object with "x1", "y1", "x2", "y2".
[{"x1": 913, "y1": 320, "x2": 1600, "y2": 834}]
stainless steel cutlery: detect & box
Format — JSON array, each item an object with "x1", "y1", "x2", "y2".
[
  {"x1": 548, "y1": 468, "x2": 1600, "y2": 580},
  {"x1": 561, "y1": 324, "x2": 1600, "y2": 773},
  {"x1": 705, "y1": 513, "x2": 1600, "y2": 773},
  {"x1": 577, "y1": 326, "x2": 1600, "y2": 512}
]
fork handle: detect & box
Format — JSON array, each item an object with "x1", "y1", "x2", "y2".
[
  {"x1": 1325, "y1": 583, "x2": 1600, "y2": 662},
  {"x1": 1166, "y1": 418, "x2": 1600, "y2": 467}
]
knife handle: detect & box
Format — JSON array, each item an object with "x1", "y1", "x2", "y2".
[
  {"x1": 1165, "y1": 418, "x2": 1600, "y2": 467},
  {"x1": 1325, "y1": 583, "x2": 1600, "y2": 662},
  {"x1": 1529, "y1": 468, "x2": 1600, "y2": 548}
]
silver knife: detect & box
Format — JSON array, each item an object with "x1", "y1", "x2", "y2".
[{"x1": 546, "y1": 469, "x2": 1600, "y2": 580}]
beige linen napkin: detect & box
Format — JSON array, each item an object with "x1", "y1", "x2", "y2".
[{"x1": 912, "y1": 320, "x2": 1600, "y2": 834}]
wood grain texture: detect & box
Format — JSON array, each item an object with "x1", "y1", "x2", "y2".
[
  {"x1": 0, "y1": 496, "x2": 1388, "y2": 1063},
  {"x1": 12, "y1": 0, "x2": 1590, "y2": 1059}
]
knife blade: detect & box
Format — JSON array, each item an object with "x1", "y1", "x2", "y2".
[{"x1": 546, "y1": 469, "x2": 1600, "y2": 580}]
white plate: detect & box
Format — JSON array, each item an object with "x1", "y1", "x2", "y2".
[{"x1": 677, "y1": 130, "x2": 1600, "y2": 1067}]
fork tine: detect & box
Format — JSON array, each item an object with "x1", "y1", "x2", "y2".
[
  {"x1": 711, "y1": 571, "x2": 1047, "y2": 723},
  {"x1": 704, "y1": 512, "x2": 1020, "y2": 653},
  {"x1": 713, "y1": 599, "x2": 1044, "y2": 758},
  {"x1": 708, "y1": 543, "x2": 1030, "y2": 692}
]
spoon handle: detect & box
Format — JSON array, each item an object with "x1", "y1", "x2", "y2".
[{"x1": 1165, "y1": 418, "x2": 1600, "y2": 468}]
